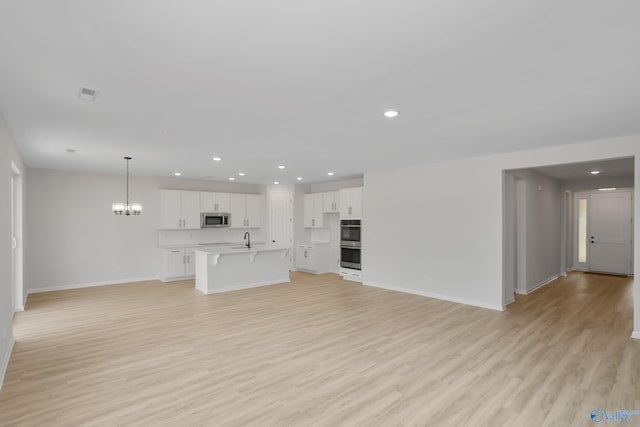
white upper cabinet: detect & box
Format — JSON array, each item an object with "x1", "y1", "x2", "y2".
[
  {"x1": 245, "y1": 194, "x2": 261, "y2": 228},
  {"x1": 304, "y1": 193, "x2": 324, "y2": 228},
  {"x1": 200, "y1": 192, "x2": 231, "y2": 213},
  {"x1": 229, "y1": 193, "x2": 261, "y2": 228},
  {"x1": 322, "y1": 191, "x2": 340, "y2": 213},
  {"x1": 339, "y1": 187, "x2": 363, "y2": 218},
  {"x1": 160, "y1": 190, "x2": 201, "y2": 229}
]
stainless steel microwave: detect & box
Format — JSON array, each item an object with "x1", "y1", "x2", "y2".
[{"x1": 201, "y1": 212, "x2": 230, "y2": 228}]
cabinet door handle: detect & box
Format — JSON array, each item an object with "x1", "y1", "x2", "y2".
[
  {"x1": 215, "y1": 203, "x2": 218, "y2": 211},
  {"x1": 183, "y1": 255, "x2": 186, "y2": 264},
  {"x1": 312, "y1": 218, "x2": 315, "y2": 226},
  {"x1": 304, "y1": 250, "x2": 307, "y2": 258}
]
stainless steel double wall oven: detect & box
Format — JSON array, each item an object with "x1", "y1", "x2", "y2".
[{"x1": 340, "y1": 219, "x2": 361, "y2": 270}]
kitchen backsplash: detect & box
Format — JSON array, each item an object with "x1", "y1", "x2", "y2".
[{"x1": 158, "y1": 228, "x2": 266, "y2": 247}]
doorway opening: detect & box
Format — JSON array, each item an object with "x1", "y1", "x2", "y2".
[
  {"x1": 11, "y1": 162, "x2": 24, "y2": 312},
  {"x1": 503, "y1": 156, "x2": 635, "y2": 308}
]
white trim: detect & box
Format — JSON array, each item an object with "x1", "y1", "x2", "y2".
[
  {"x1": 503, "y1": 296, "x2": 516, "y2": 309},
  {"x1": 13, "y1": 306, "x2": 24, "y2": 313},
  {"x1": 159, "y1": 276, "x2": 195, "y2": 283},
  {"x1": 0, "y1": 335, "x2": 15, "y2": 392},
  {"x1": 515, "y1": 274, "x2": 560, "y2": 296},
  {"x1": 27, "y1": 276, "x2": 158, "y2": 294},
  {"x1": 363, "y1": 281, "x2": 504, "y2": 311},
  {"x1": 631, "y1": 331, "x2": 640, "y2": 340},
  {"x1": 198, "y1": 278, "x2": 291, "y2": 295}
]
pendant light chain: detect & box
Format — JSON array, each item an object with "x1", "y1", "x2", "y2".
[{"x1": 125, "y1": 156, "x2": 130, "y2": 213}]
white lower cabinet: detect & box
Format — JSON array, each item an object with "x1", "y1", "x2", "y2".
[
  {"x1": 161, "y1": 248, "x2": 195, "y2": 281},
  {"x1": 340, "y1": 267, "x2": 362, "y2": 283},
  {"x1": 296, "y1": 243, "x2": 330, "y2": 274}
]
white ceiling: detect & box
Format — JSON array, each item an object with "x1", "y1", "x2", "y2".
[
  {"x1": 530, "y1": 157, "x2": 634, "y2": 180},
  {"x1": 1, "y1": 1, "x2": 639, "y2": 184}
]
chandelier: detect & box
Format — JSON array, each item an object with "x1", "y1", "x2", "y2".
[{"x1": 112, "y1": 156, "x2": 142, "y2": 215}]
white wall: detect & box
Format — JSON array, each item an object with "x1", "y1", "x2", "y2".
[
  {"x1": 505, "y1": 169, "x2": 563, "y2": 293},
  {"x1": 363, "y1": 134, "x2": 640, "y2": 325},
  {"x1": 25, "y1": 169, "x2": 266, "y2": 292},
  {"x1": 562, "y1": 175, "x2": 634, "y2": 192},
  {"x1": 364, "y1": 159, "x2": 504, "y2": 310},
  {"x1": 0, "y1": 112, "x2": 26, "y2": 390}
]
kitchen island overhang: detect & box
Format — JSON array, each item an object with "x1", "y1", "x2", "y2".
[{"x1": 194, "y1": 245, "x2": 291, "y2": 295}]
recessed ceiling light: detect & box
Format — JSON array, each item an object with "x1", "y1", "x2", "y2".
[
  {"x1": 297, "y1": 177, "x2": 303, "y2": 181},
  {"x1": 238, "y1": 172, "x2": 245, "y2": 176},
  {"x1": 383, "y1": 110, "x2": 399, "y2": 118},
  {"x1": 598, "y1": 187, "x2": 616, "y2": 191},
  {"x1": 174, "y1": 172, "x2": 182, "y2": 176},
  {"x1": 327, "y1": 172, "x2": 334, "y2": 176},
  {"x1": 78, "y1": 87, "x2": 98, "y2": 101},
  {"x1": 213, "y1": 157, "x2": 222, "y2": 162},
  {"x1": 274, "y1": 181, "x2": 279, "y2": 185},
  {"x1": 229, "y1": 177, "x2": 235, "y2": 181},
  {"x1": 590, "y1": 170, "x2": 601, "y2": 175},
  {"x1": 65, "y1": 148, "x2": 76, "y2": 154},
  {"x1": 278, "y1": 165, "x2": 286, "y2": 170}
]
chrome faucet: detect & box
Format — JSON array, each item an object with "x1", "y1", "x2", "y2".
[{"x1": 244, "y1": 232, "x2": 251, "y2": 249}]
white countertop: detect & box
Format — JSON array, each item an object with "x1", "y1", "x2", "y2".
[
  {"x1": 160, "y1": 242, "x2": 265, "y2": 250},
  {"x1": 193, "y1": 242, "x2": 290, "y2": 255}
]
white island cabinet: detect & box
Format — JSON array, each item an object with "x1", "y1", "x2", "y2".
[{"x1": 194, "y1": 244, "x2": 290, "y2": 294}]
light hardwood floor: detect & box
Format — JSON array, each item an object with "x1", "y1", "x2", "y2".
[{"x1": 0, "y1": 272, "x2": 638, "y2": 426}]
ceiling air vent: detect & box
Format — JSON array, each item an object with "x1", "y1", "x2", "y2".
[{"x1": 78, "y1": 87, "x2": 98, "y2": 101}]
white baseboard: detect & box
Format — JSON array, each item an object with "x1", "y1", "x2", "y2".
[
  {"x1": 631, "y1": 331, "x2": 640, "y2": 340},
  {"x1": 503, "y1": 296, "x2": 516, "y2": 308},
  {"x1": 158, "y1": 276, "x2": 195, "y2": 283},
  {"x1": 515, "y1": 274, "x2": 560, "y2": 296},
  {"x1": 363, "y1": 281, "x2": 503, "y2": 311},
  {"x1": 13, "y1": 306, "x2": 24, "y2": 313},
  {"x1": 199, "y1": 278, "x2": 291, "y2": 295},
  {"x1": 0, "y1": 335, "x2": 15, "y2": 393},
  {"x1": 27, "y1": 276, "x2": 159, "y2": 295}
]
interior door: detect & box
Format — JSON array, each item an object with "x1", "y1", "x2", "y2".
[
  {"x1": 589, "y1": 191, "x2": 633, "y2": 275},
  {"x1": 270, "y1": 191, "x2": 293, "y2": 268}
]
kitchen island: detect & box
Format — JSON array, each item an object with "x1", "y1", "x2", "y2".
[{"x1": 194, "y1": 244, "x2": 291, "y2": 295}]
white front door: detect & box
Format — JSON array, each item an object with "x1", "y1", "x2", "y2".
[
  {"x1": 574, "y1": 190, "x2": 633, "y2": 275},
  {"x1": 589, "y1": 191, "x2": 633, "y2": 275},
  {"x1": 270, "y1": 191, "x2": 293, "y2": 268}
]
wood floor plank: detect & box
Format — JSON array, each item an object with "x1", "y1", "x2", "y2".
[{"x1": 0, "y1": 271, "x2": 637, "y2": 426}]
